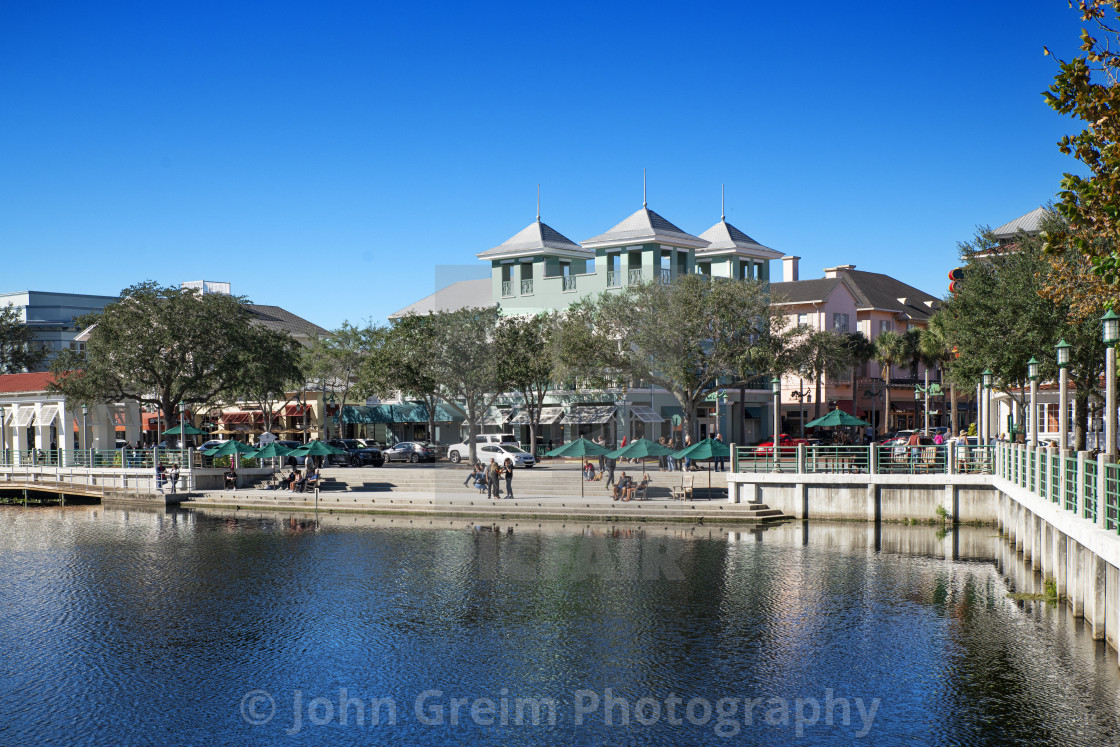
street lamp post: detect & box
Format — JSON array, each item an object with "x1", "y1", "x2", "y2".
[
  {"x1": 1027, "y1": 357, "x2": 1040, "y2": 448},
  {"x1": 0, "y1": 405, "x2": 5, "y2": 467},
  {"x1": 981, "y1": 369, "x2": 994, "y2": 445},
  {"x1": 771, "y1": 376, "x2": 782, "y2": 471},
  {"x1": 1102, "y1": 310, "x2": 1120, "y2": 460},
  {"x1": 771, "y1": 376, "x2": 781, "y2": 441},
  {"x1": 1056, "y1": 339, "x2": 1070, "y2": 453},
  {"x1": 914, "y1": 375, "x2": 943, "y2": 437},
  {"x1": 81, "y1": 405, "x2": 88, "y2": 465},
  {"x1": 178, "y1": 402, "x2": 186, "y2": 467},
  {"x1": 793, "y1": 365, "x2": 812, "y2": 438}
]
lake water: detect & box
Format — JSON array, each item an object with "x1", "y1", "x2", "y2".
[{"x1": 0, "y1": 506, "x2": 1118, "y2": 745}]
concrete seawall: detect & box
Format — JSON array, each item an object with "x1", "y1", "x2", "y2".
[{"x1": 727, "y1": 473, "x2": 998, "y2": 524}]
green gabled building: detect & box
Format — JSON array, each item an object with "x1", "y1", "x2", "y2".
[{"x1": 478, "y1": 203, "x2": 781, "y2": 314}]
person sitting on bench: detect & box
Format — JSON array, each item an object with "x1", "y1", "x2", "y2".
[
  {"x1": 286, "y1": 468, "x2": 301, "y2": 492},
  {"x1": 304, "y1": 466, "x2": 321, "y2": 492},
  {"x1": 224, "y1": 465, "x2": 237, "y2": 490},
  {"x1": 612, "y1": 472, "x2": 633, "y2": 502}
]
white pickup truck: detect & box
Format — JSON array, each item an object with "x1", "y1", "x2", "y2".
[{"x1": 447, "y1": 433, "x2": 519, "y2": 464}]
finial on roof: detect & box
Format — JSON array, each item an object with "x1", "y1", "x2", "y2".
[
  {"x1": 536, "y1": 184, "x2": 540, "y2": 222},
  {"x1": 721, "y1": 183, "x2": 725, "y2": 222},
  {"x1": 643, "y1": 168, "x2": 647, "y2": 208}
]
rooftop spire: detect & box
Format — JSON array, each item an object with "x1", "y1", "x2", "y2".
[
  {"x1": 643, "y1": 168, "x2": 647, "y2": 208},
  {"x1": 536, "y1": 184, "x2": 540, "y2": 222},
  {"x1": 721, "y1": 183, "x2": 725, "y2": 222}
]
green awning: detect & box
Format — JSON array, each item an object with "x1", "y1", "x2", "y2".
[{"x1": 341, "y1": 403, "x2": 464, "y2": 424}]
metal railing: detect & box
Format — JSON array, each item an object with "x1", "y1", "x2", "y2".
[
  {"x1": 520, "y1": 279, "x2": 534, "y2": 295},
  {"x1": 1105, "y1": 463, "x2": 1120, "y2": 532},
  {"x1": 803, "y1": 446, "x2": 869, "y2": 474},
  {"x1": 562, "y1": 276, "x2": 577, "y2": 292},
  {"x1": 627, "y1": 268, "x2": 643, "y2": 285},
  {"x1": 1064, "y1": 454, "x2": 1078, "y2": 512},
  {"x1": 877, "y1": 445, "x2": 948, "y2": 475},
  {"x1": 606, "y1": 270, "x2": 620, "y2": 288},
  {"x1": 0, "y1": 448, "x2": 190, "y2": 469},
  {"x1": 729, "y1": 443, "x2": 993, "y2": 477},
  {"x1": 1084, "y1": 459, "x2": 1099, "y2": 522},
  {"x1": 501, "y1": 281, "x2": 513, "y2": 297}
]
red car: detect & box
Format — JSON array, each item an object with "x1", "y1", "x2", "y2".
[{"x1": 753, "y1": 434, "x2": 812, "y2": 456}]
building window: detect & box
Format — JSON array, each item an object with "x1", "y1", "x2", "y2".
[
  {"x1": 879, "y1": 320, "x2": 891, "y2": 334},
  {"x1": 833, "y1": 313, "x2": 850, "y2": 333},
  {"x1": 797, "y1": 313, "x2": 810, "y2": 327}
]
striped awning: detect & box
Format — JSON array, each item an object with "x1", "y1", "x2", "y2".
[{"x1": 561, "y1": 405, "x2": 616, "y2": 425}]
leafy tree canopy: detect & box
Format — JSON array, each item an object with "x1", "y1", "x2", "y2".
[
  {"x1": 49, "y1": 282, "x2": 300, "y2": 443},
  {"x1": 0, "y1": 304, "x2": 46, "y2": 373},
  {"x1": 1042, "y1": 0, "x2": 1120, "y2": 302},
  {"x1": 557, "y1": 275, "x2": 801, "y2": 440}
]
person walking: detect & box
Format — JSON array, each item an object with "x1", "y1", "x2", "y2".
[
  {"x1": 713, "y1": 433, "x2": 726, "y2": 472},
  {"x1": 683, "y1": 434, "x2": 694, "y2": 471},
  {"x1": 597, "y1": 435, "x2": 606, "y2": 472},
  {"x1": 604, "y1": 454, "x2": 616, "y2": 489},
  {"x1": 503, "y1": 458, "x2": 514, "y2": 499},
  {"x1": 168, "y1": 464, "x2": 180, "y2": 494}
]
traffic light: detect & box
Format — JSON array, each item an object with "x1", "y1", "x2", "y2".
[{"x1": 948, "y1": 267, "x2": 965, "y2": 294}]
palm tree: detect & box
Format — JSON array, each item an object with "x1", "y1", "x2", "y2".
[
  {"x1": 803, "y1": 330, "x2": 851, "y2": 419},
  {"x1": 874, "y1": 330, "x2": 907, "y2": 434},
  {"x1": 919, "y1": 316, "x2": 956, "y2": 435},
  {"x1": 844, "y1": 331, "x2": 876, "y2": 416}
]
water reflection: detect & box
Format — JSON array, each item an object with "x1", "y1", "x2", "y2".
[{"x1": 0, "y1": 506, "x2": 1117, "y2": 745}]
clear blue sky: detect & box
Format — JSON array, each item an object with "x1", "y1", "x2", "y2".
[{"x1": 0, "y1": 1, "x2": 1090, "y2": 328}]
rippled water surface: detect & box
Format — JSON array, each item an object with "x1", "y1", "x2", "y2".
[{"x1": 0, "y1": 506, "x2": 1118, "y2": 745}]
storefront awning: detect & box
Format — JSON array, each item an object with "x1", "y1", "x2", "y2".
[
  {"x1": 221, "y1": 411, "x2": 263, "y2": 425},
  {"x1": 479, "y1": 407, "x2": 511, "y2": 426},
  {"x1": 342, "y1": 403, "x2": 465, "y2": 425},
  {"x1": 280, "y1": 404, "x2": 308, "y2": 417},
  {"x1": 561, "y1": 405, "x2": 616, "y2": 425},
  {"x1": 12, "y1": 407, "x2": 34, "y2": 428},
  {"x1": 33, "y1": 404, "x2": 59, "y2": 426},
  {"x1": 628, "y1": 405, "x2": 664, "y2": 423},
  {"x1": 509, "y1": 405, "x2": 565, "y2": 425}
]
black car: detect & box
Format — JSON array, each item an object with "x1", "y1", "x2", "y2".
[
  {"x1": 383, "y1": 441, "x2": 437, "y2": 463},
  {"x1": 328, "y1": 439, "x2": 385, "y2": 467}
]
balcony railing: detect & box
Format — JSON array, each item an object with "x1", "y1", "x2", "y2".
[
  {"x1": 501, "y1": 281, "x2": 513, "y2": 297},
  {"x1": 606, "y1": 270, "x2": 620, "y2": 288},
  {"x1": 521, "y1": 279, "x2": 534, "y2": 295},
  {"x1": 659, "y1": 268, "x2": 671, "y2": 285},
  {"x1": 628, "y1": 268, "x2": 643, "y2": 285},
  {"x1": 562, "y1": 276, "x2": 577, "y2": 292}
]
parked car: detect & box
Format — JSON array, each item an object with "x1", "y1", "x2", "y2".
[
  {"x1": 447, "y1": 434, "x2": 519, "y2": 463},
  {"x1": 197, "y1": 439, "x2": 228, "y2": 453},
  {"x1": 276, "y1": 440, "x2": 308, "y2": 466},
  {"x1": 328, "y1": 438, "x2": 384, "y2": 467},
  {"x1": 383, "y1": 441, "x2": 437, "y2": 463},
  {"x1": 753, "y1": 434, "x2": 812, "y2": 456},
  {"x1": 475, "y1": 443, "x2": 535, "y2": 468}
]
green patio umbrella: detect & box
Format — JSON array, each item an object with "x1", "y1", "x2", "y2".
[
  {"x1": 161, "y1": 424, "x2": 207, "y2": 436},
  {"x1": 544, "y1": 437, "x2": 610, "y2": 497},
  {"x1": 606, "y1": 437, "x2": 675, "y2": 478},
  {"x1": 252, "y1": 442, "x2": 293, "y2": 459},
  {"x1": 804, "y1": 408, "x2": 872, "y2": 429},
  {"x1": 291, "y1": 440, "x2": 348, "y2": 461},
  {"x1": 544, "y1": 437, "x2": 610, "y2": 458},
  {"x1": 670, "y1": 438, "x2": 732, "y2": 499},
  {"x1": 204, "y1": 440, "x2": 258, "y2": 457}
]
